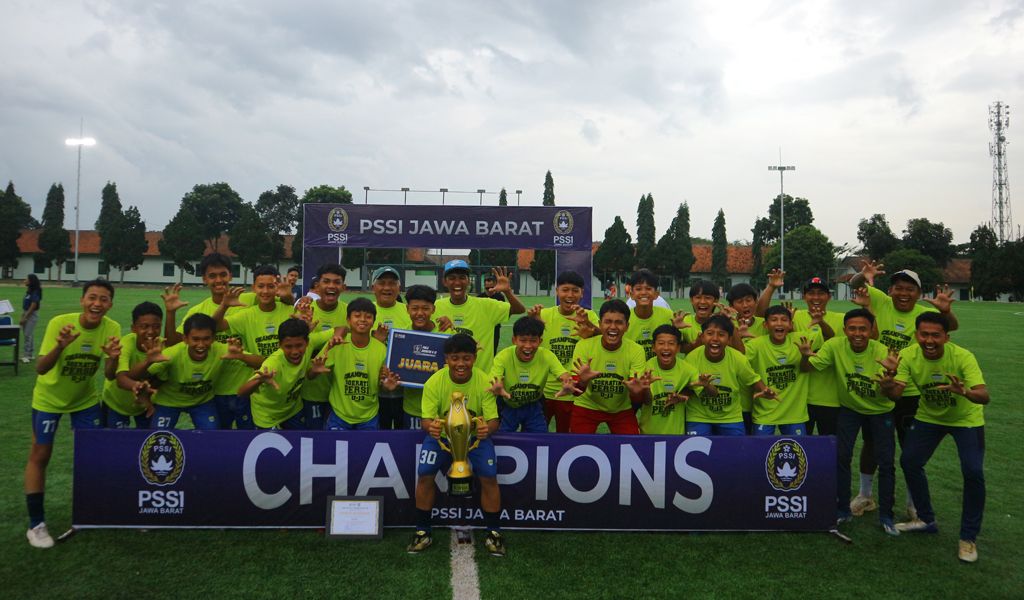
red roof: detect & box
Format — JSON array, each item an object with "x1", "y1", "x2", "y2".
[{"x1": 17, "y1": 229, "x2": 297, "y2": 259}]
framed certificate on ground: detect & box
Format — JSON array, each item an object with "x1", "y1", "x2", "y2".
[
  {"x1": 385, "y1": 328, "x2": 448, "y2": 389},
  {"x1": 325, "y1": 496, "x2": 383, "y2": 540}
]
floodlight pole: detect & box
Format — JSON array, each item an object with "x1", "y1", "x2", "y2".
[
  {"x1": 768, "y1": 157, "x2": 796, "y2": 275},
  {"x1": 515, "y1": 190, "x2": 522, "y2": 206},
  {"x1": 65, "y1": 119, "x2": 96, "y2": 284}
]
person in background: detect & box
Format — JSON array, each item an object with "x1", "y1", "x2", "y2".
[
  {"x1": 286, "y1": 266, "x2": 302, "y2": 298},
  {"x1": 478, "y1": 273, "x2": 508, "y2": 356},
  {"x1": 20, "y1": 274, "x2": 42, "y2": 363}
]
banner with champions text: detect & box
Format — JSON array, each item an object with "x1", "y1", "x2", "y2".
[{"x1": 73, "y1": 430, "x2": 835, "y2": 531}]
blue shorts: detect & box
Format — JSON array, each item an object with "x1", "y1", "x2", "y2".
[
  {"x1": 152, "y1": 401, "x2": 220, "y2": 430},
  {"x1": 403, "y1": 413, "x2": 423, "y2": 431},
  {"x1": 685, "y1": 421, "x2": 746, "y2": 436},
  {"x1": 303, "y1": 400, "x2": 330, "y2": 430},
  {"x1": 325, "y1": 412, "x2": 380, "y2": 431},
  {"x1": 257, "y1": 412, "x2": 306, "y2": 430},
  {"x1": 417, "y1": 435, "x2": 497, "y2": 479},
  {"x1": 32, "y1": 405, "x2": 102, "y2": 445},
  {"x1": 499, "y1": 401, "x2": 547, "y2": 433},
  {"x1": 106, "y1": 409, "x2": 151, "y2": 430},
  {"x1": 753, "y1": 423, "x2": 806, "y2": 436},
  {"x1": 215, "y1": 394, "x2": 253, "y2": 430}
]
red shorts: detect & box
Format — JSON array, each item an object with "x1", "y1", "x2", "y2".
[
  {"x1": 544, "y1": 399, "x2": 574, "y2": 433},
  {"x1": 569, "y1": 405, "x2": 639, "y2": 435}
]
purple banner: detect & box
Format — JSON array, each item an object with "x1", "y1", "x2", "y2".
[
  {"x1": 385, "y1": 328, "x2": 448, "y2": 388},
  {"x1": 73, "y1": 430, "x2": 835, "y2": 531}
]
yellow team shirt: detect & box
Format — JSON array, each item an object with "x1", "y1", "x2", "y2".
[
  {"x1": 489, "y1": 346, "x2": 566, "y2": 408},
  {"x1": 103, "y1": 332, "x2": 149, "y2": 417},
  {"x1": 745, "y1": 332, "x2": 820, "y2": 425},
  {"x1": 433, "y1": 295, "x2": 510, "y2": 371},
  {"x1": 808, "y1": 337, "x2": 892, "y2": 415},
  {"x1": 867, "y1": 285, "x2": 938, "y2": 353},
  {"x1": 571, "y1": 337, "x2": 646, "y2": 414},
  {"x1": 325, "y1": 337, "x2": 388, "y2": 424},
  {"x1": 624, "y1": 306, "x2": 674, "y2": 360},
  {"x1": 684, "y1": 346, "x2": 760, "y2": 424},
  {"x1": 792, "y1": 308, "x2": 844, "y2": 408},
  {"x1": 637, "y1": 356, "x2": 700, "y2": 435},
  {"x1": 177, "y1": 295, "x2": 254, "y2": 396},
  {"x1": 148, "y1": 342, "x2": 230, "y2": 408},
  {"x1": 301, "y1": 300, "x2": 349, "y2": 403},
  {"x1": 539, "y1": 305, "x2": 598, "y2": 400},
  {"x1": 896, "y1": 343, "x2": 986, "y2": 428},
  {"x1": 33, "y1": 313, "x2": 122, "y2": 413},
  {"x1": 421, "y1": 366, "x2": 499, "y2": 435}
]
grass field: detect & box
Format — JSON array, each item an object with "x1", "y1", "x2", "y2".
[{"x1": 0, "y1": 284, "x2": 1022, "y2": 599}]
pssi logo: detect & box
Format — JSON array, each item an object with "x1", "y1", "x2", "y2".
[
  {"x1": 553, "y1": 210, "x2": 574, "y2": 234},
  {"x1": 328, "y1": 207, "x2": 349, "y2": 232},
  {"x1": 765, "y1": 438, "x2": 807, "y2": 492},
  {"x1": 139, "y1": 431, "x2": 186, "y2": 486}
]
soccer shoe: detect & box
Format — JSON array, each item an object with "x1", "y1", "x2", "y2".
[
  {"x1": 881, "y1": 518, "x2": 900, "y2": 537},
  {"x1": 26, "y1": 523, "x2": 54, "y2": 549},
  {"x1": 484, "y1": 530, "x2": 506, "y2": 557},
  {"x1": 406, "y1": 530, "x2": 432, "y2": 554},
  {"x1": 850, "y1": 494, "x2": 878, "y2": 516},
  {"x1": 895, "y1": 519, "x2": 938, "y2": 534},
  {"x1": 836, "y1": 511, "x2": 853, "y2": 525},
  {"x1": 958, "y1": 540, "x2": 978, "y2": 563},
  {"x1": 906, "y1": 504, "x2": 918, "y2": 521},
  {"x1": 20, "y1": 357, "x2": 30, "y2": 364}
]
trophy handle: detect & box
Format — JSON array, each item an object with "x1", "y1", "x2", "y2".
[
  {"x1": 467, "y1": 416, "x2": 486, "y2": 451},
  {"x1": 437, "y1": 437, "x2": 452, "y2": 453}
]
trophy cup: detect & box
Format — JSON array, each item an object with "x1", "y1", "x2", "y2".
[{"x1": 437, "y1": 391, "x2": 483, "y2": 497}]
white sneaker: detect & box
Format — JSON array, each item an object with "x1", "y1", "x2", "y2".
[
  {"x1": 906, "y1": 504, "x2": 918, "y2": 521},
  {"x1": 20, "y1": 357, "x2": 30, "y2": 364},
  {"x1": 958, "y1": 540, "x2": 978, "y2": 563},
  {"x1": 850, "y1": 494, "x2": 878, "y2": 516},
  {"x1": 27, "y1": 523, "x2": 54, "y2": 548}
]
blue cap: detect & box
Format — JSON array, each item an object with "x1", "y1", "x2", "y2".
[{"x1": 443, "y1": 259, "x2": 470, "y2": 275}]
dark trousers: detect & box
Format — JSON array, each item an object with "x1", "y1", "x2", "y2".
[
  {"x1": 838, "y1": 407, "x2": 895, "y2": 520},
  {"x1": 900, "y1": 419, "x2": 985, "y2": 541},
  {"x1": 807, "y1": 405, "x2": 839, "y2": 436},
  {"x1": 378, "y1": 395, "x2": 404, "y2": 430},
  {"x1": 860, "y1": 396, "x2": 918, "y2": 474}
]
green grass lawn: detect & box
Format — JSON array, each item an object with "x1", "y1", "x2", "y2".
[{"x1": 0, "y1": 284, "x2": 1022, "y2": 599}]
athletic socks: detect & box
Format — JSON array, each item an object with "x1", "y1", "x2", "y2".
[
  {"x1": 484, "y1": 511, "x2": 502, "y2": 533},
  {"x1": 859, "y1": 473, "x2": 874, "y2": 497},
  {"x1": 26, "y1": 492, "x2": 45, "y2": 528},
  {"x1": 416, "y1": 508, "x2": 432, "y2": 533}
]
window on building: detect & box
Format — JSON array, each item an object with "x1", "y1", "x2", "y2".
[
  {"x1": 65, "y1": 261, "x2": 76, "y2": 275},
  {"x1": 231, "y1": 264, "x2": 241, "y2": 278},
  {"x1": 33, "y1": 257, "x2": 47, "y2": 274},
  {"x1": 98, "y1": 261, "x2": 109, "y2": 275},
  {"x1": 163, "y1": 263, "x2": 175, "y2": 277}
]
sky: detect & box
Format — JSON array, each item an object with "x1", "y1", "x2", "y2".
[{"x1": 2, "y1": 0, "x2": 1023, "y2": 248}]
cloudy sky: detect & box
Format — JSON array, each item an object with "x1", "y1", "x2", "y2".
[{"x1": 2, "y1": 0, "x2": 1023, "y2": 248}]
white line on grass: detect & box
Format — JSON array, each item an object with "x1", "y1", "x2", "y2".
[{"x1": 450, "y1": 527, "x2": 481, "y2": 600}]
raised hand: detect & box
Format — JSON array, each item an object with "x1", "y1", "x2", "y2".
[
  {"x1": 308, "y1": 354, "x2": 330, "y2": 377},
  {"x1": 554, "y1": 373, "x2": 583, "y2": 398},
  {"x1": 767, "y1": 268, "x2": 786, "y2": 289},
  {"x1": 132, "y1": 381, "x2": 155, "y2": 416},
  {"x1": 851, "y1": 286, "x2": 871, "y2": 308},
  {"x1": 781, "y1": 300, "x2": 795, "y2": 314},
  {"x1": 490, "y1": 266, "x2": 513, "y2": 294},
  {"x1": 624, "y1": 370, "x2": 657, "y2": 395},
  {"x1": 222, "y1": 337, "x2": 246, "y2": 361},
  {"x1": 936, "y1": 373, "x2": 966, "y2": 396},
  {"x1": 255, "y1": 367, "x2": 280, "y2": 390},
  {"x1": 672, "y1": 310, "x2": 691, "y2": 329},
  {"x1": 753, "y1": 386, "x2": 779, "y2": 401},
  {"x1": 222, "y1": 286, "x2": 246, "y2": 308},
  {"x1": 161, "y1": 283, "x2": 189, "y2": 313},
  {"x1": 716, "y1": 303, "x2": 738, "y2": 320},
  {"x1": 573, "y1": 357, "x2": 599, "y2": 384},
  {"x1": 380, "y1": 367, "x2": 401, "y2": 391},
  {"x1": 860, "y1": 259, "x2": 885, "y2": 282},
  {"x1": 796, "y1": 336, "x2": 816, "y2": 358},
  {"x1": 437, "y1": 316, "x2": 455, "y2": 333},
  {"x1": 876, "y1": 348, "x2": 900, "y2": 374},
  {"x1": 372, "y1": 324, "x2": 390, "y2": 343},
  {"x1": 56, "y1": 324, "x2": 80, "y2": 349},
  {"x1": 101, "y1": 336, "x2": 122, "y2": 360},
  {"x1": 924, "y1": 284, "x2": 956, "y2": 313},
  {"x1": 487, "y1": 376, "x2": 511, "y2": 399},
  {"x1": 570, "y1": 311, "x2": 598, "y2": 339},
  {"x1": 664, "y1": 392, "x2": 690, "y2": 407},
  {"x1": 145, "y1": 338, "x2": 169, "y2": 363},
  {"x1": 806, "y1": 302, "x2": 824, "y2": 324},
  {"x1": 527, "y1": 304, "x2": 545, "y2": 320}
]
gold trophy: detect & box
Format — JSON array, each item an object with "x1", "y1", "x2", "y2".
[{"x1": 437, "y1": 391, "x2": 484, "y2": 497}]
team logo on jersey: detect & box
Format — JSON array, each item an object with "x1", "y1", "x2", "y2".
[
  {"x1": 518, "y1": 372, "x2": 530, "y2": 383},
  {"x1": 355, "y1": 361, "x2": 366, "y2": 371},
  {"x1": 664, "y1": 382, "x2": 675, "y2": 392},
  {"x1": 81, "y1": 343, "x2": 93, "y2": 352},
  {"x1": 854, "y1": 365, "x2": 864, "y2": 374},
  {"x1": 191, "y1": 372, "x2": 203, "y2": 381},
  {"x1": 765, "y1": 438, "x2": 808, "y2": 492},
  {"x1": 776, "y1": 354, "x2": 787, "y2": 364},
  {"x1": 931, "y1": 373, "x2": 944, "y2": 382},
  {"x1": 454, "y1": 317, "x2": 464, "y2": 328},
  {"x1": 139, "y1": 431, "x2": 185, "y2": 486},
  {"x1": 605, "y1": 363, "x2": 617, "y2": 372},
  {"x1": 328, "y1": 207, "x2": 349, "y2": 232},
  {"x1": 553, "y1": 210, "x2": 574, "y2": 235},
  {"x1": 560, "y1": 326, "x2": 571, "y2": 337},
  {"x1": 265, "y1": 323, "x2": 276, "y2": 333}
]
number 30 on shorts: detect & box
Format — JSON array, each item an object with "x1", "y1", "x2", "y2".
[{"x1": 419, "y1": 449, "x2": 438, "y2": 465}]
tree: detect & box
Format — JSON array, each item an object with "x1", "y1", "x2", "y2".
[
  {"x1": 38, "y1": 183, "x2": 71, "y2": 280},
  {"x1": 95, "y1": 182, "x2": 123, "y2": 238},
  {"x1": 761, "y1": 225, "x2": 835, "y2": 291},
  {"x1": 530, "y1": 171, "x2": 558, "y2": 290},
  {"x1": 1004, "y1": 239, "x2": 1024, "y2": 301},
  {"x1": 761, "y1": 195, "x2": 814, "y2": 244},
  {"x1": 292, "y1": 184, "x2": 354, "y2": 266},
  {"x1": 0, "y1": 181, "x2": 35, "y2": 270},
  {"x1": 160, "y1": 207, "x2": 206, "y2": 282},
  {"x1": 180, "y1": 183, "x2": 245, "y2": 252},
  {"x1": 594, "y1": 216, "x2": 634, "y2": 289},
  {"x1": 857, "y1": 214, "x2": 901, "y2": 260},
  {"x1": 111, "y1": 206, "x2": 148, "y2": 281},
  {"x1": 635, "y1": 194, "x2": 656, "y2": 268},
  {"x1": 877, "y1": 248, "x2": 942, "y2": 291},
  {"x1": 749, "y1": 218, "x2": 770, "y2": 289},
  {"x1": 710, "y1": 209, "x2": 729, "y2": 288},
  {"x1": 498, "y1": 188, "x2": 508, "y2": 205},
  {"x1": 229, "y1": 204, "x2": 274, "y2": 279},
  {"x1": 653, "y1": 203, "x2": 696, "y2": 296},
  {"x1": 968, "y1": 225, "x2": 1002, "y2": 300},
  {"x1": 902, "y1": 218, "x2": 955, "y2": 266},
  {"x1": 256, "y1": 184, "x2": 299, "y2": 265}
]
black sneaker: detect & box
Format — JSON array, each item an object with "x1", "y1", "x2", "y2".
[
  {"x1": 407, "y1": 530, "x2": 432, "y2": 553},
  {"x1": 484, "y1": 530, "x2": 506, "y2": 557}
]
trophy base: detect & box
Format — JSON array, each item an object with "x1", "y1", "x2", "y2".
[{"x1": 447, "y1": 475, "x2": 473, "y2": 497}]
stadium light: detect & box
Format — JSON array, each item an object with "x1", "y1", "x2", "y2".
[
  {"x1": 768, "y1": 158, "x2": 796, "y2": 278},
  {"x1": 401, "y1": 187, "x2": 410, "y2": 204},
  {"x1": 65, "y1": 131, "x2": 97, "y2": 284},
  {"x1": 440, "y1": 188, "x2": 448, "y2": 205},
  {"x1": 477, "y1": 189, "x2": 486, "y2": 205},
  {"x1": 363, "y1": 186, "x2": 369, "y2": 203},
  {"x1": 515, "y1": 190, "x2": 522, "y2": 206}
]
